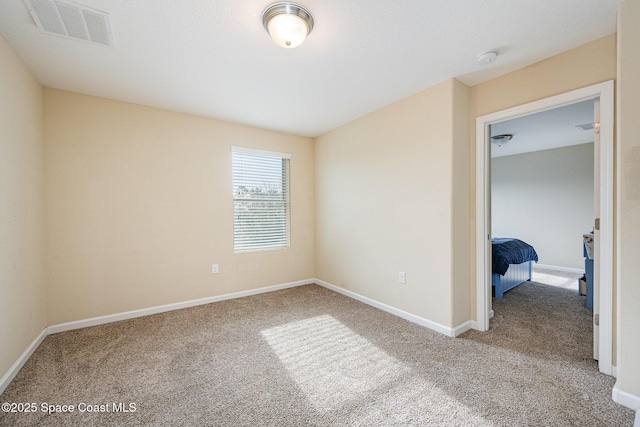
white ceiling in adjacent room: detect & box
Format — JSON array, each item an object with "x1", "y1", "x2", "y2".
[
  {"x1": 491, "y1": 99, "x2": 596, "y2": 158},
  {"x1": 0, "y1": 0, "x2": 622, "y2": 137}
]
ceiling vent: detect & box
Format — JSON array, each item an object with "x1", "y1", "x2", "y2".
[
  {"x1": 576, "y1": 122, "x2": 595, "y2": 131},
  {"x1": 24, "y1": 0, "x2": 113, "y2": 47}
]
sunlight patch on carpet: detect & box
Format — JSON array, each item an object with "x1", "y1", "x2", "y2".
[
  {"x1": 261, "y1": 315, "x2": 407, "y2": 411},
  {"x1": 261, "y1": 314, "x2": 489, "y2": 424},
  {"x1": 531, "y1": 272, "x2": 579, "y2": 290}
]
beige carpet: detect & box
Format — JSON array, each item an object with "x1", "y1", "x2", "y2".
[{"x1": 0, "y1": 283, "x2": 634, "y2": 426}]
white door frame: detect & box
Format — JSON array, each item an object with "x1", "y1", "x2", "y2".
[{"x1": 474, "y1": 80, "x2": 615, "y2": 376}]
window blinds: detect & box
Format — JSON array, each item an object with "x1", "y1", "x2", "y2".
[{"x1": 232, "y1": 147, "x2": 291, "y2": 252}]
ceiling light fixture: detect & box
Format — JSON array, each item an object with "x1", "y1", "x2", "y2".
[
  {"x1": 477, "y1": 50, "x2": 498, "y2": 66},
  {"x1": 262, "y1": 2, "x2": 314, "y2": 48},
  {"x1": 491, "y1": 134, "x2": 513, "y2": 147}
]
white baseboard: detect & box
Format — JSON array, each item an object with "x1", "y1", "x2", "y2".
[
  {"x1": 0, "y1": 277, "x2": 528, "y2": 397},
  {"x1": 314, "y1": 279, "x2": 465, "y2": 337},
  {"x1": 613, "y1": 381, "x2": 640, "y2": 411},
  {"x1": 1, "y1": 279, "x2": 315, "y2": 395},
  {"x1": 453, "y1": 321, "x2": 474, "y2": 336},
  {"x1": 48, "y1": 279, "x2": 315, "y2": 335},
  {"x1": 2, "y1": 279, "x2": 315, "y2": 395},
  {"x1": 0, "y1": 328, "x2": 47, "y2": 395},
  {"x1": 534, "y1": 264, "x2": 583, "y2": 274},
  {"x1": 636, "y1": 409, "x2": 640, "y2": 427},
  {"x1": 472, "y1": 310, "x2": 494, "y2": 332},
  {"x1": 46, "y1": 278, "x2": 492, "y2": 341}
]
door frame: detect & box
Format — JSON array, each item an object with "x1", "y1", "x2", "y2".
[{"x1": 474, "y1": 80, "x2": 615, "y2": 376}]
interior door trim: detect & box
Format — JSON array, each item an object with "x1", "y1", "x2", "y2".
[{"x1": 474, "y1": 80, "x2": 614, "y2": 376}]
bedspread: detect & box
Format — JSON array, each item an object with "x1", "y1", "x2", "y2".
[{"x1": 492, "y1": 238, "x2": 538, "y2": 276}]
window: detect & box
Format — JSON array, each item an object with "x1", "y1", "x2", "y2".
[{"x1": 232, "y1": 147, "x2": 291, "y2": 252}]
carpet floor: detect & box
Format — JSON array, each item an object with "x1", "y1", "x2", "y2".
[
  {"x1": 531, "y1": 265, "x2": 583, "y2": 290},
  {"x1": 0, "y1": 282, "x2": 634, "y2": 426}
]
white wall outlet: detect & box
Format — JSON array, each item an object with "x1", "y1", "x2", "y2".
[
  {"x1": 212, "y1": 264, "x2": 219, "y2": 274},
  {"x1": 399, "y1": 271, "x2": 406, "y2": 284}
]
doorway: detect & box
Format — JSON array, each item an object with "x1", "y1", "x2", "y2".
[{"x1": 474, "y1": 81, "x2": 614, "y2": 376}]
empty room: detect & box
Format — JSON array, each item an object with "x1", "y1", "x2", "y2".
[{"x1": 1, "y1": 0, "x2": 639, "y2": 425}]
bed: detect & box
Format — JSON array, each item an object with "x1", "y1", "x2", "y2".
[{"x1": 492, "y1": 238, "x2": 539, "y2": 299}]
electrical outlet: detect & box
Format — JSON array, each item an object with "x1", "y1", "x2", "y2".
[
  {"x1": 399, "y1": 271, "x2": 406, "y2": 284},
  {"x1": 212, "y1": 264, "x2": 219, "y2": 274}
]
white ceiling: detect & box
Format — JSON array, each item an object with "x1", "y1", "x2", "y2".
[
  {"x1": 0, "y1": 0, "x2": 621, "y2": 137},
  {"x1": 490, "y1": 99, "x2": 595, "y2": 158}
]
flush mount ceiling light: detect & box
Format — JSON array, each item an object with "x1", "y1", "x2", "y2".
[
  {"x1": 262, "y1": 2, "x2": 314, "y2": 48},
  {"x1": 491, "y1": 134, "x2": 513, "y2": 147},
  {"x1": 477, "y1": 50, "x2": 498, "y2": 66}
]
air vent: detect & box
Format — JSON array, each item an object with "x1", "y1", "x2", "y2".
[
  {"x1": 576, "y1": 123, "x2": 595, "y2": 131},
  {"x1": 24, "y1": 0, "x2": 113, "y2": 47}
]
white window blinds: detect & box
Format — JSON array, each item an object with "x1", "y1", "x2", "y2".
[{"x1": 232, "y1": 147, "x2": 291, "y2": 252}]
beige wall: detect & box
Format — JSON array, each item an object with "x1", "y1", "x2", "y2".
[
  {"x1": 451, "y1": 80, "x2": 472, "y2": 326},
  {"x1": 472, "y1": 35, "x2": 617, "y2": 118},
  {"x1": 492, "y1": 144, "x2": 595, "y2": 270},
  {"x1": 313, "y1": 37, "x2": 617, "y2": 331},
  {"x1": 616, "y1": 0, "x2": 640, "y2": 400},
  {"x1": 469, "y1": 35, "x2": 617, "y2": 320},
  {"x1": 315, "y1": 79, "x2": 468, "y2": 328},
  {"x1": 3, "y1": 20, "x2": 637, "y2": 407},
  {"x1": 0, "y1": 37, "x2": 46, "y2": 379},
  {"x1": 44, "y1": 89, "x2": 315, "y2": 325}
]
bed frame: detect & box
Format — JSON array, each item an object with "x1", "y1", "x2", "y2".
[{"x1": 492, "y1": 261, "x2": 533, "y2": 299}]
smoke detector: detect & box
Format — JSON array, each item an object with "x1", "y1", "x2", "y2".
[
  {"x1": 24, "y1": 0, "x2": 113, "y2": 47},
  {"x1": 477, "y1": 50, "x2": 498, "y2": 66}
]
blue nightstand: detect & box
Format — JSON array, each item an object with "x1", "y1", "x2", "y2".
[{"x1": 583, "y1": 243, "x2": 593, "y2": 310}]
